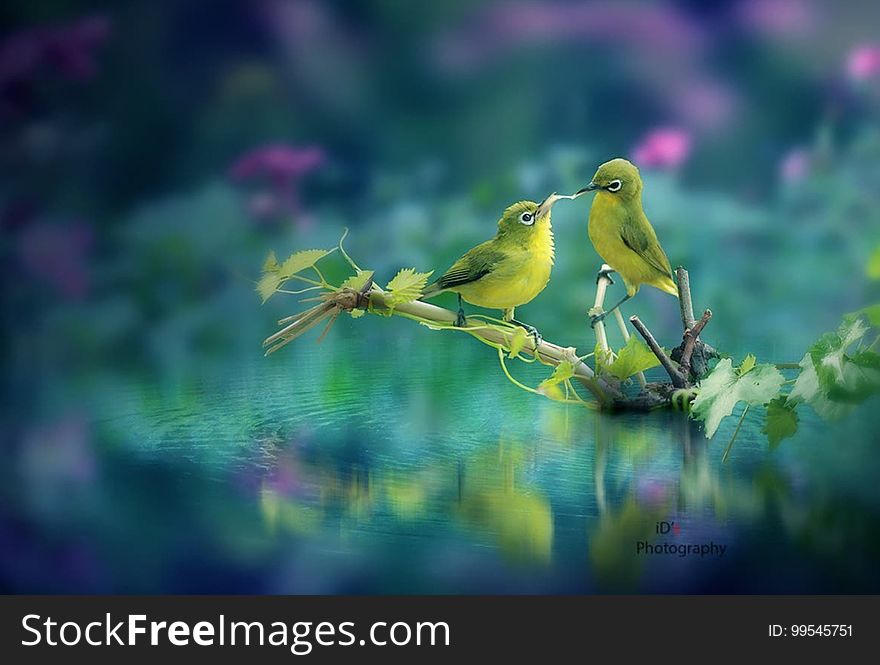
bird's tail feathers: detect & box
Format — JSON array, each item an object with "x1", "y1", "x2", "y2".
[{"x1": 659, "y1": 275, "x2": 680, "y2": 297}]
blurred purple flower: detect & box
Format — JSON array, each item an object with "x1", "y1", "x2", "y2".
[
  {"x1": 17, "y1": 220, "x2": 92, "y2": 298},
  {"x1": 734, "y1": 0, "x2": 814, "y2": 37},
  {"x1": 846, "y1": 44, "x2": 880, "y2": 82},
  {"x1": 229, "y1": 144, "x2": 324, "y2": 223},
  {"x1": 669, "y1": 81, "x2": 738, "y2": 131},
  {"x1": 779, "y1": 148, "x2": 810, "y2": 183},
  {"x1": 631, "y1": 128, "x2": 692, "y2": 169},
  {"x1": 434, "y1": 2, "x2": 704, "y2": 72},
  {"x1": 19, "y1": 415, "x2": 96, "y2": 489},
  {"x1": 0, "y1": 14, "x2": 111, "y2": 90}
]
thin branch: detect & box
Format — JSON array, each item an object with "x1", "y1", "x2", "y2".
[
  {"x1": 678, "y1": 309, "x2": 713, "y2": 380},
  {"x1": 630, "y1": 315, "x2": 688, "y2": 388},
  {"x1": 675, "y1": 267, "x2": 695, "y2": 330}
]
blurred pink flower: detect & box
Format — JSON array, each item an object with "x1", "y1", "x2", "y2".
[
  {"x1": 631, "y1": 128, "x2": 692, "y2": 169},
  {"x1": 846, "y1": 44, "x2": 880, "y2": 82},
  {"x1": 779, "y1": 148, "x2": 810, "y2": 183},
  {"x1": 17, "y1": 220, "x2": 92, "y2": 298},
  {"x1": 230, "y1": 144, "x2": 324, "y2": 223},
  {"x1": 670, "y1": 81, "x2": 738, "y2": 131},
  {"x1": 0, "y1": 14, "x2": 111, "y2": 89}
]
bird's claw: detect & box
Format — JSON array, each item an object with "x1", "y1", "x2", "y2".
[
  {"x1": 589, "y1": 311, "x2": 607, "y2": 328},
  {"x1": 522, "y1": 325, "x2": 542, "y2": 347},
  {"x1": 596, "y1": 267, "x2": 615, "y2": 285},
  {"x1": 455, "y1": 310, "x2": 467, "y2": 328}
]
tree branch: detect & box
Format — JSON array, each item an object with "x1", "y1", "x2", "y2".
[
  {"x1": 675, "y1": 267, "x2": 695, "y2": 330},
  {"x1": 629, "y1": 315, "x2": 688, "y2": 389},
  {"x1": 678, "y1": 309, "x2": 712, "y2": 380}
]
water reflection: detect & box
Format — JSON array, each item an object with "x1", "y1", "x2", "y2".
[{"x1": 5, "y1": 337, "x2": 879, "y2": 593}]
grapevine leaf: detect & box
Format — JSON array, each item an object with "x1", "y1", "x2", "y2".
[
  {"x1": 538, "y1": 361, "x2": 575, "y2": 393},
  {"x1": 763, "y1": 397, "x2": 798, "y2": 449},
  {"x1": 845, "y1": 303, "x2": 880, "y2": 328},
  {"x1": 605, "y1": 335, "x2": 660, "y2": 380},
  {"x1": 737, "y1": 354, "x2": 756, "y2": 376},
  {"x1": 279, "y1": 249, "x2": 331, "y2": 280},
  {"x1": 257, "y1": 273, "x2": 282, "y2": 304},
  {"x1": 508, "y1": 326, "x2": 528, "y2": 358},
  {"x1": 385, "y1": 268, "x2": 433, "y2": 308},
  {"x1": 789, "y1": 353, "x2": 855, "y2": 421},
  {"x1": 340, "y1": 270, "x2": 374, "y2": 292},
  {"x1": 691, "y1": 357, "x2": 785, "y2": 438},
  {"x1": 262, "y1": 250, "x2": 279, "y2": 273}
]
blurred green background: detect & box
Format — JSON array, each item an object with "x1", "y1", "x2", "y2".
[{"x1": 1, "y1": 0, "x2": 879, "y2": 593}]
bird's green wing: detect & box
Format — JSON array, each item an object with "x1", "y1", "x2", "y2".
[
  {"x1": 433, "y1": 241, "x2": 505, "y2": 290},
  {"x1": 619, "y1": 211, "x2": 673, "y2": 278}
]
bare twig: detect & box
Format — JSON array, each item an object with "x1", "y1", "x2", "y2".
[
  {"x1": 678, "y1": 309, "x2": 713, "y2": 380},
  {"x1": 629, "y1": 315, "x2": 688, "y2": 389},
  {"x1": 675, "y1": 267, "x2": 695, "y2": 330}
]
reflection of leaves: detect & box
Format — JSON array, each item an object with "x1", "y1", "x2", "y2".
[
  {"x1": 384, "y1": 268, "x2": 433, "y2": 308},
  {"x1": 763, "y1": 397, "x2": 798, "y2": 449},
  {"x1": 605, "y1": 336, "x2": 660, "y2": 380},
  {"x1": 691, "y1": 357, "x2": 785, "y2": 438}
]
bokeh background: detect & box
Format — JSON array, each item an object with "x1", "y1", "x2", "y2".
[{"x1": 2, "y1": 0, "x2": 879, "y2": 593}]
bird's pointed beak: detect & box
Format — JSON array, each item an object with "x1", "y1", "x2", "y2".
[
  {"x1": 536, "y1": 192, "x2": 572, "y2": 218},
  {"x1": 574, "y1": 182, "x2": 599, "y2": 197}
]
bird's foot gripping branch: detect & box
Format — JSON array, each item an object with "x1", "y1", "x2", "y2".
[{"x1": 259, "y1": 231, "x2": 880, "y2": 459}]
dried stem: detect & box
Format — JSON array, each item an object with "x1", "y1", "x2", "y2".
[
  {"x1": 675, "y1": 267, "x2": 695, "y2": 330},
  {"x1": 592, "y1": 267, "x2": 612, "y2": 353},
  {"x1": 629, "y1": 315, "x2": 688, "y2": 389},
  {"x1": 678, "y1": 309, "x2": 713, "y2": 379}
]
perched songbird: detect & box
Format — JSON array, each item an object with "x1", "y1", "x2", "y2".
[
  {"x1": 575, "y1": 158, "x2": 678, "y2": 326},
  {"x1": 421, "y1": 196, "x2": 561, "y2": 340}
]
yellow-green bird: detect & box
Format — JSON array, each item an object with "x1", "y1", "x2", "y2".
[
  {"x1": 575, "y1": 158, "x2": 678, "y2": 326},
  {"x1": 421, "y1": 196, "x2": 560, "y2": 340}
]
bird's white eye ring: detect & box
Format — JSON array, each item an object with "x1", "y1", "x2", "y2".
[
  {"x1": 519, "y1": 212, "x2": 535, "y2": 225},
  {"x1": 607, "y1": 179, "x2": 622, "y2": 192}
]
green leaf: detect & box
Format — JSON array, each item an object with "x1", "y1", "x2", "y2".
[
  {"x1": 691, "y1": 357, "x2": 785, "y2": 438},
  {"x1": 279, "y1": 249, "x2": 331, "y2": 279},
  {"x1": 349, "y1": 309, "x2": 365, "y2": 319},
  {"x1": 256, "y1": 273, "x2": 282, "y2": 304},
  {"x1": 789, "y1": 353, "x2": 855, "y2": 421},
  {"x1": 384, "y1": 268, "x2": 433, "y2": 308},
  {"x1": 737, "y1": 354, "x2": 756, "y2": 376},
  {"x1": 846, "y1": 303, "x2": 880, "y2": 328},
  {"x1": 763, "y1": 397, "x2": 799, "y2": 449},
  {"x1": 605, "y1": 335, "x2": 660, "y2": 380},
  {"x1": 262, "y1": 250, "x2": 279, "y2": 273},
  {"x1": 339, "y1": 270, "x2": 374, "y2": 292},
  {"x1": 809, "y1": 317, "x2": 868, "y2": 393},
  {"x1": 538, "y1": 360, "x2": 575, "y2": 392},
  {"x1": 868, "y1": 245, "x2": 880, "y2": 280},
  {"x1": 507, "y1": 326, "x2": 528, "y2": 358}
]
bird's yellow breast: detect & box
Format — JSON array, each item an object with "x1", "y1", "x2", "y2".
[{"x1": 457, "y1": 224, "x2": 554, "y2": 309}]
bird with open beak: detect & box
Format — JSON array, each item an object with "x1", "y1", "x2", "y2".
[{"x1": 421, "y1": 193, "x2": 568, "y2": 343}]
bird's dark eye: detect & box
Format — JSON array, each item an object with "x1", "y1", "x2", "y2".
[
  {"x1": 607, "y1": 179, "x2": 622, "y2": 192},
  {"x1": 519, "y1": 212, "x2": 535, "y2": 225}
]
